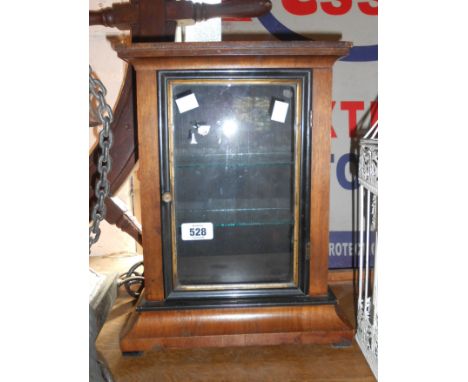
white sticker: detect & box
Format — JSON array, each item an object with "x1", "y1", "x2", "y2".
[
  {"x1": 271, "y1": 100, "x2": 289, "y2": 123},
  {"x1": 175, "y1": 93, "x2": 199, "y2": 113},
  {"x1": 197, "y1": 124, "x2": 211, "y2": 136},
  {"x1": 181, "y1": 222, "x2": 214, "y2": 241}
]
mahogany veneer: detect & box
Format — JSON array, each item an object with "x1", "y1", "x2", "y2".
[
  {"x1": 116, "y1": 41, "x2": 353, "y2": 351},
  {"x1": 121, "y1": 302, "x2": 352, "y2": 351}
]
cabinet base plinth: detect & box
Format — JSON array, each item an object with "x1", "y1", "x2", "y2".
[{"x1": 120, "y1": 298, "x2": 353, "y2": 352}]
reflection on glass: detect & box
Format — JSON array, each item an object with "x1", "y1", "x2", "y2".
[
  {"x1": 168, "y1": 79, "x2": 301, "y2": 289},
  {"x1": 221, "y1": 119, "x2": 238, "y2": 138}
]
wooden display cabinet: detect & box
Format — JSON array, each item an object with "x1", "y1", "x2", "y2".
[{"x1": 116, "y1": 40, "x2": 353, "y2": 352}]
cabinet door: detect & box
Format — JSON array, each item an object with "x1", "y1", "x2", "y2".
[{"x1": 159, "y1": 70, "x2": 311, "y2": 297}]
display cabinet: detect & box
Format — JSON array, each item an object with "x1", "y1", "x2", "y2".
[{"x1": 116, "y1": 41, "x2": 353, "y2": 351}]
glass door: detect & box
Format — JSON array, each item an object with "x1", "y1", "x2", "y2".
[{"x1": 159, "y1": 70, "x2": 310, "y2": 296}]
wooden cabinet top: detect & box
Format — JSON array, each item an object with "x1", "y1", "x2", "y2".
[{"x1": 115, "y1": 41, "x2": 353, "y2": 60}]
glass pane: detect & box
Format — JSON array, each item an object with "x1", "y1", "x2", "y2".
[{"x1": 169, "y1": 79, "x2": 299, "y2": 287}]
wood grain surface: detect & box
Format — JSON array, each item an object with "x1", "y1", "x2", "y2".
[
  {"x1": 308, "y1": 68, "x2": 333, "y2": 297},
  {"x1": 120, "y1": 302, "x2": 353, "y2": 352},
  {"x1": 115, "y1": 42, "x2": 354, "y2": 355},
  {"x1": 116, "y1": 41, "x2": 352, "y2": 59},
  {"x1": 124, "y1": 42, "x2": 350, "y2": 302},
  {"x1": 135, "y1": 70, "x2": 165, "y2": 301},
  {"x1": 93, "y1": 253, "x2": 374, "y2": 382}
]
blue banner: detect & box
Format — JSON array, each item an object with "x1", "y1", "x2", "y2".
[{"x1": 329, "y1": 231, "x2": 376, "y2": 269}]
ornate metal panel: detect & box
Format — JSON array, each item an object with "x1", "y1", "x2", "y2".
[{"x1": 356, "y1": 122, "x2": 378, "y2": 378}]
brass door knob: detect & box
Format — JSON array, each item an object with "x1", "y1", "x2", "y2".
[{"x1": 161, "y1": 192, "x2": 173, "y2": 203}]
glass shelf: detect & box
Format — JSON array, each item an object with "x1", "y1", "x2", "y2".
[
  {"x1": 175, "y1": 152, "x2": 293, "y2": 167},
  {"x1": 178, "y1": 207, "x2": 290, "y2": 213},
  {"x1": 177, "y1": 205, "x2": 293, "y2": 228},
  {"x1": 207, "y1": 221, "x2": 293, "y2": 228},
  {"x1": 176, "y1": 161, "x2": 293, "y2": 168},
  {"x1": 176, "y1": 151, "x2": 293, "y2": 157}
]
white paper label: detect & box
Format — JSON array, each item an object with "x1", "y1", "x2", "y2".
[
  {"x1": 175, "y1": 93, "x2": 199, "y2": 113},
  {"x1": 181, "y1": 222, "x2": 214, "y2": 241},
  {"x1": 197, "y1": 124, "x2": 211, "y2": 136},
  {"x1": 271, "y1": 100, "x2": 289, "y2": 123}
]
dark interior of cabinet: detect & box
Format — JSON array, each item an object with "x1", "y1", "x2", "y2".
[{"x1": 159, "y1": 70, "x2": 311, "y2": 299}]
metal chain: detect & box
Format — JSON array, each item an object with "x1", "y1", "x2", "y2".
[{"x1": 89, "y1": 66, "x2": 114, "y2": 252}]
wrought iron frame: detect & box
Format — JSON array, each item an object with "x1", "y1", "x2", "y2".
[{"x1": 356, "y1": 121, "x2": 378, "y2": 378}]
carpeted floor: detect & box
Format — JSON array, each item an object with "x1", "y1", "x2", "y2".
[{"x1": 91, "y1": 253, "x2": 376, "y2": 382}]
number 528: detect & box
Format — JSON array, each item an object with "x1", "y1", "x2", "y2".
[{"x1": 189, "y1": 227, "x2": 207, "y2": 237}]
